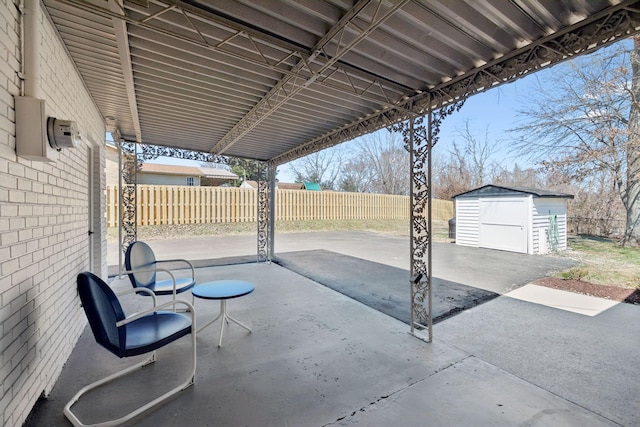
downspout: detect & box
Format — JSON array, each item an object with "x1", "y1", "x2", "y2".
[
  {"x1": 18, "y1": 0, "x2": 24, "y2": 96},
  {"x1": 18, "y1": 0, "x2": 58, "y2": 161},
  {"x1": 23, "y1": 0, "x2": 41, "y2": 99}
]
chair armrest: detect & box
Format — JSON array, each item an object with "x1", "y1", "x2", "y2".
[
  {"x1": 120, "y1": 267, "x2": 178, "y2": 296},
  {"x1": 116, "y1": 299, "x2": 196, "y2": 327},
  {"x1": 155, "y1": 258, "x2": 195, "y2": 280},
  {"x1": 116, "y1": 286, "x2": 158, "y2": 306}
]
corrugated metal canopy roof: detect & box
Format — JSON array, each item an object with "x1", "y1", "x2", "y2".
[{"x1": 43, "y1": 0, "x2": 640, "y2": 164}]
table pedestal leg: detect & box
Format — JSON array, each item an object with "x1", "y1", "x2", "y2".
[{"x1": 198, "y1": 299, "x2": 252, "y2": 347}]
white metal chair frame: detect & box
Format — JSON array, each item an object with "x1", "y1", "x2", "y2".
[
  {"x1": 64, "y1": 283, "x2": 196, "y2": 427},
  {"x1": 125, "y1": 241, "x2": 196, "y2": 301}
]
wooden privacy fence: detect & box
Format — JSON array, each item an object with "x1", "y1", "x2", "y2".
[{"x1": 106, "y1": 185, "x2": 454, "y2": 227}]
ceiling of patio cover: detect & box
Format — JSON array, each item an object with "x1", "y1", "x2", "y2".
[{"x1": 43, "y1": 0, "x2": 640, "y2": 164}]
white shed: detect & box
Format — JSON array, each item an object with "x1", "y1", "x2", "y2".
[{"x1": 453, "y1": 185, "x2": 573, "y2": 254}]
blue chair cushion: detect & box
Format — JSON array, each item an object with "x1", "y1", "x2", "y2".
[{"x1": 123, "y1": 311, "x2": 192, "y2": 357}]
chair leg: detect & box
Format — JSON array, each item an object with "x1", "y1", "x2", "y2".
[{"x1": 64, "y1": 331, "x2": 196, "y2": 427}]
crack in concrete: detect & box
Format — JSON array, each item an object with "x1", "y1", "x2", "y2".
[{"x1": 322, "y1": 356, "x2": 472, "y2": 426}]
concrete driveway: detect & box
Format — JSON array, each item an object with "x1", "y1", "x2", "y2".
[
  {"x1": 110, "y1": 231, "x2": 575, "y2": 294},
  {"x1": 109, "y1": 231, "x2": 575, "y2": 324}
]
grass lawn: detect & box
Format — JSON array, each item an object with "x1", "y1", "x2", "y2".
[
  {"x1": 558, "y1": 235, "x2": 640, "y2": 289},
  {"x1": 107, "y1": 219, "x2": 453, "y2": 242}
]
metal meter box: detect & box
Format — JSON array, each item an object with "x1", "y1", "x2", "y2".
[{"x1": 15, "y1": 96, "x2": 57, "y2": 162}]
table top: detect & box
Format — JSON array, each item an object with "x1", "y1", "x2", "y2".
[{"x1": 192, "y1": 280, "x2": 255, "y2": 300}]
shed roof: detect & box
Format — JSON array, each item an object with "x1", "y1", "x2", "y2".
[
  {"x1": 241, "y1": 181, "x2": 303, "y2": 189},
  {"x1": 42, "y1": 0, "x2": 640, "y2": 165},
  {"x1": 453, "y1": 185, "x2": 574, "y2": 199},
  {"x1": 277, "y1": 182, "x2": 304, "y2": 190},
  {"x1": 303, "y1": 182, "x2": 322, "y2": 191}
]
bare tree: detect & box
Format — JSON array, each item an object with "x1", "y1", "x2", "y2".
[
  {"x1": 431, "y1": 121, "x2": 500, "y2": 199},
  {"x1": 454, "y1": 120, "x2": 501, "y2": 187},
  {"x1": 491, "y1": 164, "x2": 546, "y2": 188},
  {"x1": 289, "y1": 147, "x2": 342, "y2": 189},
  {"x1": 339, "y1": 157, "x2": 375, "y2": 192},
  {"x1": 353, "y1": 131, "x2": 409, "y2": 195},
  {"x1": 511, "y1": 38, "x2": 639, "y2": 246},
  {"x1": 431, "y1": 145, "x2": 471, "y2": 200}
]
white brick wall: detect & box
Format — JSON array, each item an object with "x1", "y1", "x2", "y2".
[{"x1": 0, "y1": 2, "x2": 106, "y2": 425}]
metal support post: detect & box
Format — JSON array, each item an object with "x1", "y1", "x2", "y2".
[
  {"x1": 119, "y1": 141, "x2": 138, "y2": 274},
  {"x1": 257, "y1": 161, "x2": 271, "y2": 262},
  {"x1": 268, "y1": 163, "x2": 276, "y2": 261},
  {"x1": 407, "y1": 109, "x2": 433, "y2": 342}
]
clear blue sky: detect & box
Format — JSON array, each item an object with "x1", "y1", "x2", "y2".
[{"x1": 279, "y1": 68, "x2": 550, "y2": 182}]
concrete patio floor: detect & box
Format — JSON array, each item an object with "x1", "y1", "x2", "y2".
[{"x1": 25, "y1": 258, "x2": 639, "y2": 426}]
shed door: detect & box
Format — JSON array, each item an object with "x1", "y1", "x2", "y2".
[{"x1": 479, "y1": 199, "x2": 528, "y2": 253}]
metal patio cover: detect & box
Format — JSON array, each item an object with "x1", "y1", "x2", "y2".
[{"x1": 44, "y1": 0, "x2": 640, "y2": 165}]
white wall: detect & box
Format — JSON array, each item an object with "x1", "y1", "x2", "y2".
[
  {"x1": 478, "y1": 196, "x2": 529, "y2": 254},
  {"x1": 0, "y1": 3, "x2": 106, "y2": 425}
]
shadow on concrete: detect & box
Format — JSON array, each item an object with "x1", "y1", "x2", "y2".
[{"x1": 274, "y1": 249, "x2": 499, "y2": 325}]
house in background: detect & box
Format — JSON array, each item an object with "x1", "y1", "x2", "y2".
[
  {"x1": 105, "y1": 144, "x2": 238, "y2": 186},
  {"x1": 138, "y1": 163, "x2": 207, "y2": 186},
  {"x1": 137, "y1": 163, "x2": 238, "y2": 186}
]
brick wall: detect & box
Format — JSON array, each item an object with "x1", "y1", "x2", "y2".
[{"x1": 0, "y1": 2, "x2": 106, "y2": 425}]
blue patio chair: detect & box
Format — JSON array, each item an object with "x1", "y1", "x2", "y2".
[
  {"x1": 64, "y1": 272, "x2": 196, "y2": 427},
  {"x1": 124, "y1": 241, "x2": 196, "y2": 300}
]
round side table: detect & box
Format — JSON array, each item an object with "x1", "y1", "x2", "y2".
[{"x1": 192, "y1": 280, "x2": 255, "y2": 347}]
